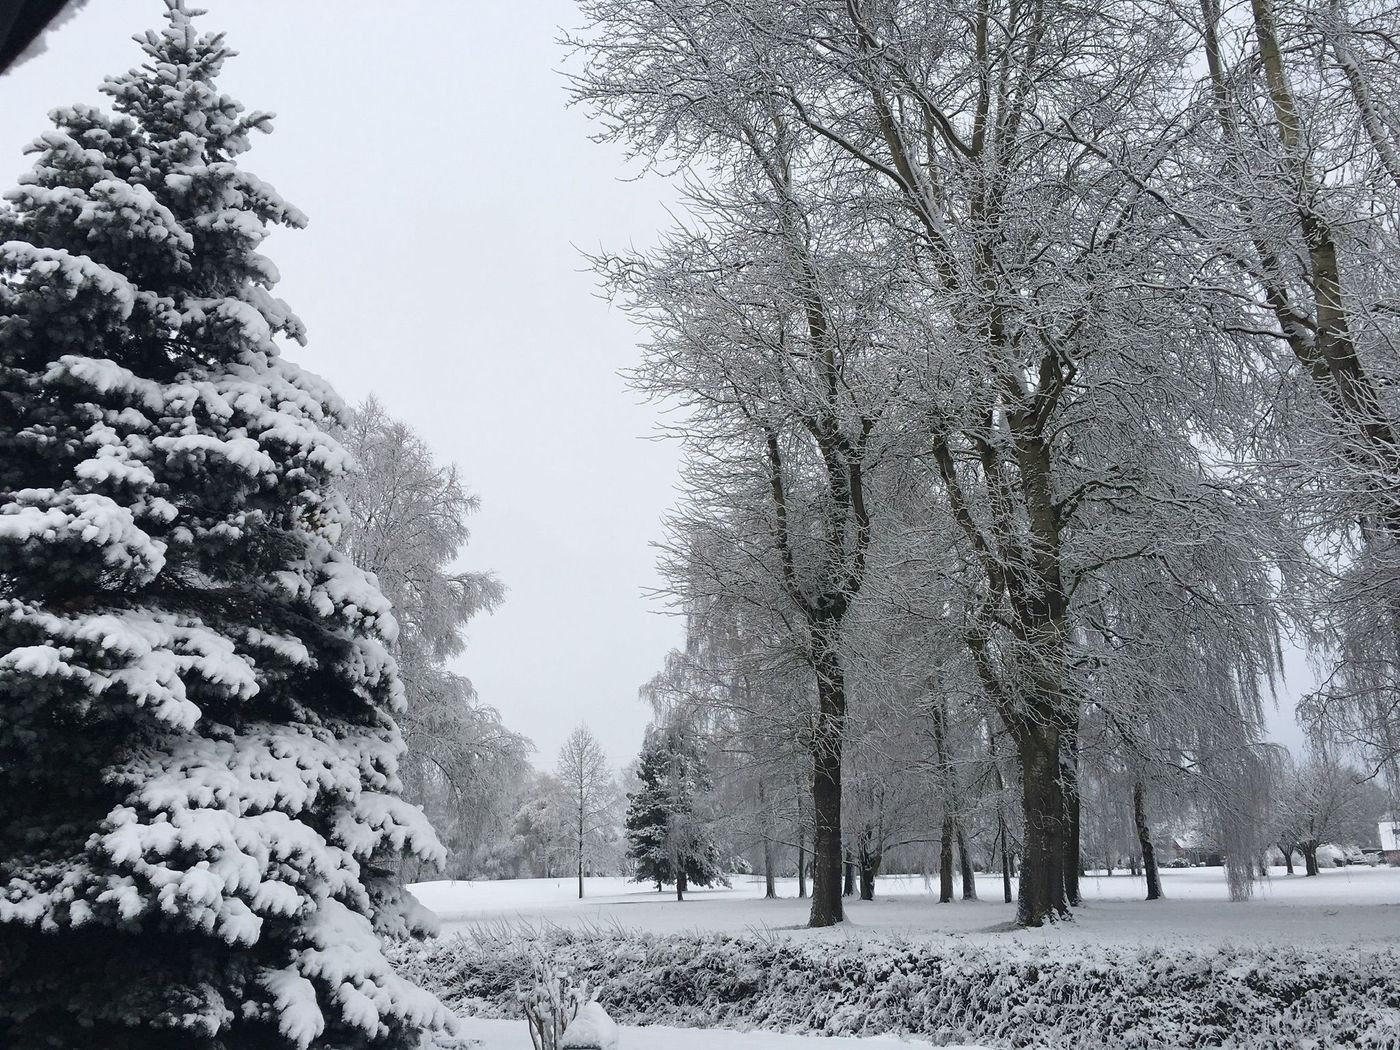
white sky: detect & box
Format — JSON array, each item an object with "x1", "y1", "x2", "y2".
[
  {"x1": 1, "y1": 0, "x2": 684, "y2": 770},
  {"x1": 0, "y1": 0, "x2": 1307, "y2": 767}
]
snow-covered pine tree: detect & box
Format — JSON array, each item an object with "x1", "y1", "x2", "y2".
[
  {"x1": 625, "y1": 735, "x2": 676, "y2": 892},
  {"x1": 624, "y1": 725, "x2": 725, "y2": 901},
  {"x1": 0, "y1": 5, "x2": 460, "y2": 1047}
]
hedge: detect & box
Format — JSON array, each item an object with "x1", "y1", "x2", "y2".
[{"x1": 391, "y1": 925, "x2": 1400, "y2": 1048}]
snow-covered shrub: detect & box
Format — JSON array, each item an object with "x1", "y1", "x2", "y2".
[
  {"x1": 1317, "y1": 844, "x2": 1345, "y2": 868},
  {"x1": 518, "y1": 962, "x2": 593, "y2": 1050},
  {"x1": 395, "y1": 926, "x2": 1400, "y2": 1049},
  {"x1": 0, "y1": 5, "x2": 458, "y2": 1047}
]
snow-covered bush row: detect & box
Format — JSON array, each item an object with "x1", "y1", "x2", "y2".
[{"x1": 394, "y1": 926, "x2": 1400, "y2": 1049}]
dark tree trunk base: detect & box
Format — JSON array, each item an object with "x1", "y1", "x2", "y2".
[
  {"x1": 763, "y1": 836, "x2": 777, "y2": 899},
  {"x1": 939, "y1": 812, "x2": 955, "y2": 904},
  {"x1": 807, "y1": 628, "x2": 845, "y2": 929},
  {"x1": 858, "y1": 852, "x2": 879, "y2": 901},
  {"x1": 956, "y1": 822, "x2": 977, "y2": 900},
  {"x1": 1062, "y1": 728, "x2": 1082, "y2": 908},
  {"x1": 1133, "y1": 780, "x2": 1162, "y2": 901},
  {"x1": 998, "y1": 809, "x2": 1013, "y2": 904},
  {"x1": 1016, "y1": 725, "x2": 1069, "y2": 927}
]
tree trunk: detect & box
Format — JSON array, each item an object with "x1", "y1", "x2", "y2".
[
  {"x1": 768, "y1": 387, "x2": 862, "y2": 929},
  {"x1": 1000, "y1": 811, "x2": 1013, "y2": 903},
  {"x1": 797, "y1": 827, "x2": 807, "y2": 899},
  {"x1": 933, "y1": 699, "x2": 956, "y2": 905},
  {"x1": 676, "y1": 867, "x2": 687, "y2": 902},
  {"x1": 759, "y1": 779, "x2": 777, "y2": 899},
  {"x1": 796, "y1": 791, "x2": 807, "y2": 899},
  {"x1": 999, "y1": 432, "x2": 1073, "y2": 927},
  {"x1": 939, "y1": 812, "x2": 955, "y2": 904},
  {"x1": 1133, "y1": 779, "x2": 1162, "y2": 901},
  {"x1": 1248, "y1": 0, "x2": 1400, "y2": 477},
  {"x1": 858, "y1": 850, "x2": 879, "y2": 901},
  {"x1": 1016, "y1": 723, "x2": 1068, "y2": 926},
  {"x1": 842, "y1": 849, "x2": 856, "y2": 897},
  {"x1": 1061, "y1": 724, "x2": 1082, "y2": 907},
  {"x1": 1304, "y1": 845, "x2": 1319, "y2": 877},
  {"x1": 763, "y1": 835, "x2": 777, "y2": 899},
  {"x1": 1281, "y1": 844, "x2": 1294, "y2": 875},
  {"x1": 577, "y1": 854, "x2": 584, "y2": 900},
  {"x1": 808, "y1": 632, "x2": 845, "y2": 927},
  {"x1": 956, "y1": 821, "x2": 977, "y2": 900},
  {"x1": 994, "y1": 758, "x2": 1013, "y2": 903}
]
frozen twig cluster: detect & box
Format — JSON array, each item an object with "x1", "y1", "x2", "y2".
[{"x1": 518, "y1": 963, "x2": 594, "y2": 1050}]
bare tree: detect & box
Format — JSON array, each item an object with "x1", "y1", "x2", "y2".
[
  {"x1": 556, "y1": 724, "x2": 621, "y2": 898},
  {"x1": 570, "y1": 0, "x2": 1287, "y2": 926},
  {"x1": 570, "y1": 0, "x2": 1382, "y2": 928},
  {"x1": 1283, "y1": 749, "x2": 1386, "y2": 875},
  {"x1": 592, "y1": 158, "x2": 899, "y2": 925}
]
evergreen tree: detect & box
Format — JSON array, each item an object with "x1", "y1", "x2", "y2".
[
  {"x1": 0, "y1": 6, "x2": 458, "y2": 1047},
  {"x1": 625, "y1": 734, "x2": 675, "y2": 891},
  {"x1": 625, "y1": 724, "x2": 726, "y2": 900}
]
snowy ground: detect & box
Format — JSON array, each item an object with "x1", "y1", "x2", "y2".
[
  {"x1": 457, "y1": 1015, "x2": 981, "y2": 1049},
  {"x1": 413, "y1": 864, "x2": 1400, "y2": 949}
]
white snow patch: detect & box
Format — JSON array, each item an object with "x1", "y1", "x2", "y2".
[
  {"x1": 561, "y1": 1002, "x2": 619, "y2": 1049},
  {"x1": 458, "y1": 1016, "x2": 980, "y2": 1050},
  {"x1": 414, "y1": 866, "x2": 1400, "y2": 949}
]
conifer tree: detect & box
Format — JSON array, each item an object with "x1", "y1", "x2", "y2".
[
  {"x1": 625, "y1": 725, "x2": 726, "y2": 900},
  {"x1": 625, "y1": 734, "x2": 676, "y2": 891},
  {"x1": 0, "y1": 5, "x2": 459, "y2": 1047}
]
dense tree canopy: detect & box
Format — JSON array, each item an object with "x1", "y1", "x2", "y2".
[{"x1": 571, "y1": 0, "x2": 1400, "y2": 926}]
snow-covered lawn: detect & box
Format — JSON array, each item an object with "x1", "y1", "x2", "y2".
[
  {"x1": 457, "y1": 1015, "x2": 981, "y2": 1049},
  {"x1": 413, "y1": 864, "x2": 1400, "y2": 948},
  {"x1": 409, "y1": 868, "x2": 1400, "y2": 1048}
]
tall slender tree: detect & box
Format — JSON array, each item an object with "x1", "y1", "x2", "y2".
[{"x1": 555, "y1": 724, "x2": 619, "y2": 899}]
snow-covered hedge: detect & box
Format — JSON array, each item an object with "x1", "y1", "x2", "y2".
[{"x1": 393, "y1": 926, "x2": 1400, "y2": 1048}]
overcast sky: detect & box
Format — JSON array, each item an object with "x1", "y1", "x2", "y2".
[
  {"x1": 2, "y1": 0, "x2": 685, "y2": 770},
  {"x1": 1, "y1": 0, "x2": 1308, "y2": 767}
]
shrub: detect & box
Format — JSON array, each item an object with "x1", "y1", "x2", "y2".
[{"x1": 392, "y1": 925, "x2": 1400, "y2": 1049}]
